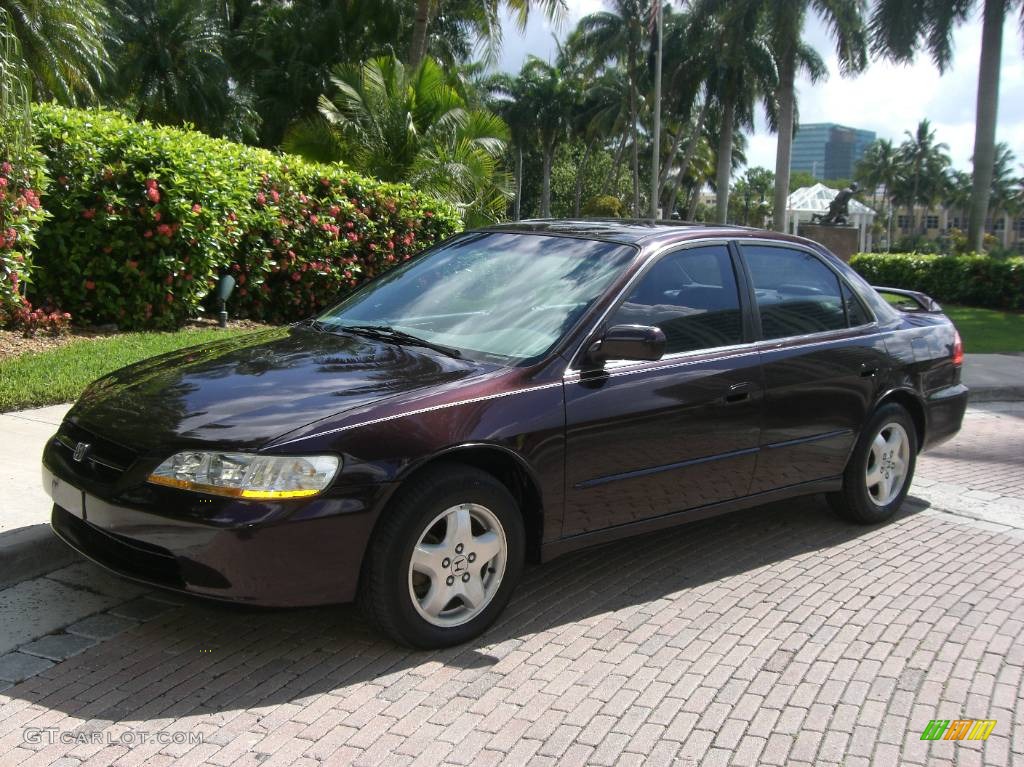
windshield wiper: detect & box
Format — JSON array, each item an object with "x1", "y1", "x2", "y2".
[
  {"x1": 293, "y1": 317, "x2": 334, "y2": 333},
  {"x1": 341, "y1": 325, "x2": 463, "y2": 359}
]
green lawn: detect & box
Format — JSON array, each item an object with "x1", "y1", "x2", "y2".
[
  {"x1": 0, "y1": 328, "x2": 256, "y2": 412},
  {"x1": 943, "y1": 305, "x2": 1024, "y2": 354}
]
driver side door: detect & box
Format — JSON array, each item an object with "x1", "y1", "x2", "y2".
[{"x1": 562, "y1": 242, "x2": 764, "y2": 537}]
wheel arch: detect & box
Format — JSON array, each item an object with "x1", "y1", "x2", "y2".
[
  {"x1": 392, "y1": 443, "x2": 546, "y2": 562},
  {"x1": 874, "y1": 387, "x2": 927, "y2": 451}
]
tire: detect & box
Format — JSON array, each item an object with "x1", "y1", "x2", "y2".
[
  {"x1": 828, "y1": 403, "x2": 918, "y2": 524},
  {"x1": 358, "y1": 463, "x2": 525, "y2": 648}
]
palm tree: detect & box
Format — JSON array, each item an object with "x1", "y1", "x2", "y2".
[
  {"x1": 489, "y1": 56, "x2": 572, "y2": 218},
  {"x1": 0, "y1": 8, "x2": 31, "y2": 142},
  {"x1": 575, "y1": 0, "x2": 651, "y2": 216},
  {"x1": 987, "y1": 142, "x2": 1018, "y2": 244},
  {"x1": 694, "y1": 0, "x2": 778, "y2": 223},
  {"x1": 0, "y1": 0, "x2": 108, "y2": 104},
  {"x1": 111, "y1": 0, "x2": 239, "y2": 136},
  {"x1": 284, "y1": 56, "x2": 511, "y2": 225},
  {"x1": 870, "y1": 0, "x2": 1023, "y2": 252},
  {"x1": 407, "y1": 0, "x2": 565, "y2": 69},
  {"x1": 761, "y1": 0, "x2": 867, "y2": 233},
  {"x1": 855, "y1": 138, "x2": 899, "y2": 248},
  {"x1": 898, "y1": 119, "x2": 950, "y2": 235}
]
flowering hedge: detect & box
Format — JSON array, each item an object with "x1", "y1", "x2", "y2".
[
  {"x1": 849, "y1": 253, "x2": 1024, "y2": 311},
  {"x1": 23, "y1": 104, "x2": 461, "y2": 329},
  {"x1": 0, "y1": 137, "x2": 49, "y2": 325}
]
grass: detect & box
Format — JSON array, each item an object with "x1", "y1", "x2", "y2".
[
  {"x1": 0, "y1": 327, "x2": 256, "y2": 412},
  {"x1": 943, "y1": 305, "x2": 1024, "y2": 354}
]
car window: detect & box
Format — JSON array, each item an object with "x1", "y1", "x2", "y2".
[
  {"x1": 742, "y1": 245, "x2": 846, "y2": 340},
  {"x1": 842, "y1": 282, "x2": 872, "y2": 327},
  {"x1": 609, "y1": 245, "x2": 744, "y2": 354}
]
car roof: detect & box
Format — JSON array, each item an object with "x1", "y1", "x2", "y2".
[{"x1": 478, "y1": 218, "x2": 807, "y2": 249}]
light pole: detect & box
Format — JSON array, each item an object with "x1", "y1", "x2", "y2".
[{"x1": 649, "y1": 0, "x2": 664, "y2": 221}]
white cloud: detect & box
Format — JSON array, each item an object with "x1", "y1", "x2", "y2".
[{"x1": 498, "y1": 2, "x2": 1024, "y2": 173}]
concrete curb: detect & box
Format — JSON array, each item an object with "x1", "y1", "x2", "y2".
[
  {"x1": 0, "y1": 524, "x2": 80, "y2": 590},
  {"x1": 968, "y1": 387, "x2": 1024, "y2": 404}
]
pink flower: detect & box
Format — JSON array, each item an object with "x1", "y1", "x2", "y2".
[
  {"x1": 256, "y1": 192, "x2": 266, "y2": 206},
  {"x1": 85, "y1": 280, "x2": 95, "y2": 290},
  {"x1": 270, "y1": 190, "x2": 280, "y2": 203},
  {"x1": 82, "y1": 208, "x2": 96, "y2": 220},
  {"x1": 1, "y1": 162, "x2": 11, "y2": 174},
  {"x1": 147, "y1": 187, "x2": 160, "y2": 203},
  {"x1": 290, "y1": 272, "x2": 301, "y2": 282},
  {"x1": 156, "y1": 224, "x2": 173, "y2": 237},
  {"x1": 192, "y1": 203, "x2": 202, "y2": 214},
  {"x1": 0, "y1": 178, "x2": 7, "y2": 188},
  {"x1": 144, "y1": 229, "x2": 153, "y2": 238}
]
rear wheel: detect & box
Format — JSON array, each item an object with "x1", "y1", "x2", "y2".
[
  {"x1": 359, "y1": 464, "x2": 525, "y2": 648},
  {"x1": 828, "y1": 403, "x2": 918, "y2": 524}
]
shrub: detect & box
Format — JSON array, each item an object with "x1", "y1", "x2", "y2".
[
  {"x1": 26, "y1": 104, "x2": 461, "y2": 329},
  {"x1": 581, "y1": 194, "x2": 624, "y2": 218},
  {"x1": 849, "y1": 252, "x2": 1024, "y2": 310},
  {"x1": 0, "y1": 136, "x2": 49, "y2": 322}
]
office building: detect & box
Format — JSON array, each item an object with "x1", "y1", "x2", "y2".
[{"x1": 790, "y1": 123, "x2": 876, "y2": 181}]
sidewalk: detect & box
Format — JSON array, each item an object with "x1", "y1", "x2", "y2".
[{"x1": 0, "y1": 353, "x2": 1021, "y2": 588}]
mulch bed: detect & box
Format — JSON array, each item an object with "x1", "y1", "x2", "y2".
[{"x1": 0, "y1": 318, "x2": 271, "y2": 362}]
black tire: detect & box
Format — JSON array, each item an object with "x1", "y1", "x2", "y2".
[
  {"x1": 828, "y1": 403, "x2": 918, "y2": 524},
  {"x1": 358, "y1": 463, "x2": 525, "y2": 648}
]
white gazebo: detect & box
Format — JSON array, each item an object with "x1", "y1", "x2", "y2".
[{"x1": 783, "y1": 183, "x2": 876, "y2": 252}]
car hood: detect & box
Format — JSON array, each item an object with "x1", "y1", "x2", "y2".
[{"x1": 68, "y1": 327, "x2": 489, "y2": 451}]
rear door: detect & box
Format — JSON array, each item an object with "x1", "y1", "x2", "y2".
[
  {"x1": 562, "y1": 242, "x2": 763, "y2": 536},
  {"x1": 737, "y1": 242, "x2": 888, "y2": 493}
]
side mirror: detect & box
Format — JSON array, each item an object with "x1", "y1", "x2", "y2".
[{"x1": 587, "y1": 324, "x2": 666, "y2": 365}]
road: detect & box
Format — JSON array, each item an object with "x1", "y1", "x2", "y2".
[{"x1": 1, "y1": 403, "x2": 1022, "y2": 766}]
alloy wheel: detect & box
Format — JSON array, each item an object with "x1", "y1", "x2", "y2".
[{"x1": 865, "y1": 422, "x2": 911, "y2": 506}]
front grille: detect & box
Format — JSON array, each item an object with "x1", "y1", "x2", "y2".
[
  {"x1": 52, "y1": 505, "x2": 183, "y2": 588},
  {"x1": 54, "y1": 422, "x2": 138, "y2": 482}
]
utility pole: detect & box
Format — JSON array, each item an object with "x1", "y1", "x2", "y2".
[{"x1": 649, "y1": 0, "x2": 663, "y2": 221}]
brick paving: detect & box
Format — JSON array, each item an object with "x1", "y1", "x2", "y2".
[{"x1": 0, "y1": 405, "x2": 1022, "y2": 766}]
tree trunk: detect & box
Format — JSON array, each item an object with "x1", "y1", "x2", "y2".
[
  {"x1": 686, "y1": 182, "x2": 701, "y2": 220},
  {"x1": 514, "y1": 146, "x2": 523, "y2": 221},
  {"x1": 772, "y1": 52, "x2": 796, "y2": 232},
  {"x1": 967, "y1": 0, "x2": 1005, "y2": 252},
  {"x1": 714, "y1": 97, "x2": 735, "y2": 224},
  {"x1": 660, "y1": 98, "x2": 708, "y2": 192},
  {"x1": 407, "y1": 0, "x2": 431, "y2": 68},
  {"x1": 628, "y1": 49, "x2": 640, "y2": 217},
  {"x1": 605, "y1": 131, "x2": 628, "y2": 195},
  {"x1": 541, "y1": 142, "x2": 554, "y2": 218},
  {"x1": 574, "y1": 139, "x2": 595, "y2": 217}
]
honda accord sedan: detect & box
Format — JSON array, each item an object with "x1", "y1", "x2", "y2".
[{"x1": 43, "y1": 220, "x2": 968, "y2": 647}]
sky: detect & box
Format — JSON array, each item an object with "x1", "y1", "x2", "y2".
[{"x1": 496, "y1": 1, "x2": 1024, "y2": 173}]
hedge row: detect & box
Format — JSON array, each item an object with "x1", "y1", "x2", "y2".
[
  {"x1": 6, "y1": 104, "x2": 461, "y2": 329},
  {"x1": 849, "y1": 253, "x2": 1024, "y2": 311}
]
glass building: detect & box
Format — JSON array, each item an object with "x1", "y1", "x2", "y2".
[{"x1": 790, "y1": 123, "x2": 876, "y2": 181}]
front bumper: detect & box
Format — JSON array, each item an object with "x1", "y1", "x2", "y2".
[{"x1": 43, "y1": 441, "x2": 393, "y2": 607}]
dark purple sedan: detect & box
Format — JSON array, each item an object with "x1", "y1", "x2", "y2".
[{"x1": 43, "y1": 220, "x2": 967, "y2": 647}]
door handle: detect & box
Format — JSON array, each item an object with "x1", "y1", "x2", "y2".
[{"x1": 723, "y1": 382, "x2": 755, "y2": 404}]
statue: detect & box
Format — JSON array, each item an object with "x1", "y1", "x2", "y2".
[{"x1": 811, "y1": 182, "x2": 859, "y2": 225}]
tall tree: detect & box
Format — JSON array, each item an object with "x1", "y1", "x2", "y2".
[
  {"x1": 111, "y1": 0, "x2": 244, "y2": 136},
  {"x1": 855, "y1": 138, "x2": 900, "y2": 248},
  {"x1": 898, "y1": 119, "x2": 950, "y2": 234},
  {"x1": 407, "y1": 0, "x2": 565, "y2": 69},
  {"x1": 0, "y1": 0, "x2": 108, "y2": 104},
  {"x1": 489, "y1": 56, "x2": 572, "y2": 218},
  {"x1": 763, "y1": 0, "x2": 867, "y2": 233},
  {"x1": 284, "y1": 56, "x2": 511, "y2": 225},
  {"x1": 870, "y1": 0, "x2": 1024, "y2": 251},
  {"x1": 576, "y1": 0, "x2": 651, "y2": 216}
]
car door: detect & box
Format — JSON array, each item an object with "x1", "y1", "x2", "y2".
[
  {"x1": 737, "y1": 242, "x2": 889, "y2": 493},
  {"x1": 562, "y1": 241, "x2": 764, "y2": 537}
]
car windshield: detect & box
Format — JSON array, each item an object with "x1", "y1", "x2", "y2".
[{"x1": 316, "y1": 232, "x2": 635, "y2": 363}]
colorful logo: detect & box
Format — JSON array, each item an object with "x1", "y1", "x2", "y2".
[{"x1": 920, "y1": 720, "x2": 997, "y2": 741}]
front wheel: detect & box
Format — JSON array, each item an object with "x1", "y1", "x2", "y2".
[
  {"x1": 359, "y1": 464, "x2": 525, "y2": 648},
  {"x1": 828, "y1": 403, "x2": 918, "y2": 524}
]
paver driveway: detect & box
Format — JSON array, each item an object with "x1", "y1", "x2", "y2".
[{"x1": 1, "y1": 404, "x2": 1022, "y2": 767}]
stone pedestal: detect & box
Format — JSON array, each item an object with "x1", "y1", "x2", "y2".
[{"x1": 798, "y1": 224, "x2": 859, "y2": 262}]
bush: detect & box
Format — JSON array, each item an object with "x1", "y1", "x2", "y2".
[
  {"x1": 26, "y1": 104, "x2": 461, "y2": 329},
  {"x1": 0, "y1": 136, "x2": 49, "y2": 322},
  {"x1": 849, "y1": 252, "x2": 1024, "y2": 310},
  {"x1": 581, "y1": 194, "x2": 624, "y2": 218}
]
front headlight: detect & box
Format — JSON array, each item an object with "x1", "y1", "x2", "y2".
[{"x1": 147, "y1": 451, "x2": 340, "y2": 499}]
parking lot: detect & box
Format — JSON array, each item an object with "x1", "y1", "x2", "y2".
[{"x1": 1, "y1": 403, "x2": 1022, "y2": 767}]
